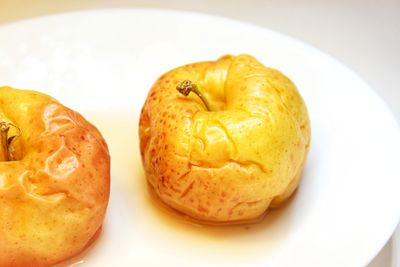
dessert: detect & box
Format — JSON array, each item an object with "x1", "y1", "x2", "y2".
[
  {"x1": 0, "y1": 87, "x2": 110, "y2": 266},
  {"x1": 139, "y1": 54, "x2": 310, "y2": 224}
]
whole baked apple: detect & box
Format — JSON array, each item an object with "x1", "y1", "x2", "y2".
[
  {"x1": 0, "y1": 87, "x2": 110, "y2": 266},
  {"x1": 139, "y1": 54, "x2": 310, "y2": 224}
]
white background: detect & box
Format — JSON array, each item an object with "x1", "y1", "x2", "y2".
[{"x1": 0, "y1": 1, "x2": 399, "y2": 266}]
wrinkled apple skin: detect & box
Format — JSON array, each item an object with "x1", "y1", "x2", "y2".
[
  {"x1": 0, "y1": 87, "x2": 110, "y2": 266},
  {"x1": 139, "y1": 55, "x2": 310, "y2": 224}
]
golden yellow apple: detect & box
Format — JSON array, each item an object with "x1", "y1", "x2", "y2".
[
  {"x1": 0, "y1": 87, "x2": 110, "y2": 266},
  {"x1": 139, "y1": 54, "x2": 310, "y2": 224}
]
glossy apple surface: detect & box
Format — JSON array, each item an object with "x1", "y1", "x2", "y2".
[
  {"x1": 139, "y1": 54, "x2": 310, "y2": 224},
  {"x1": 0, "y1": 87, "x2": 110, "y2": 266}
]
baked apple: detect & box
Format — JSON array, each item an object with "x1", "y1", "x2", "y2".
[
  {"x1": 0, "y1": 87, "x2": 110, "y2": 266},
  {"x1": 139, "y1": 54, "x2": 310, "y2": 224}
]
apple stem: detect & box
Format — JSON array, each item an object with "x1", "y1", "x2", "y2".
[
  {"x1": 0, "y1": 121, "x2": 21, "y2": 161},
  {"x1": 176, "y1": 80, "x2": 211, "y2": 111}
]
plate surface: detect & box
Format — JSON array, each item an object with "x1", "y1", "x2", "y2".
[{"x1": 0, "y1": 9, "x2": 399, "y2": 267}]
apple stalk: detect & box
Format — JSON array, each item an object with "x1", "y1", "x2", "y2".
[
  {"x1": 0, "y1": 121, "x2": 21, "y2": 161},
  {"x1": 176, "y1": 80, "x2": 211, "y2": 111}
]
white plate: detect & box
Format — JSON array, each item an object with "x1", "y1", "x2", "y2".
[{"x1": 1, "y1": 9, "x2": 399, "y2": 267}]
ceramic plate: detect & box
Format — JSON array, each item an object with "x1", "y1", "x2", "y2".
[{"x1": 0, "y1": 9, "x2": 399, "y2": 267}]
